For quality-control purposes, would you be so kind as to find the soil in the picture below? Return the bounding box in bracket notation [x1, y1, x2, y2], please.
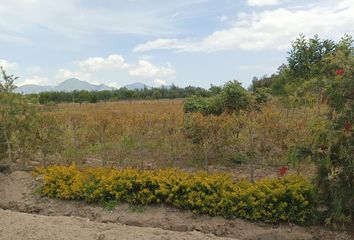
[0, 209, 234, 240]
[0, 171, 352, 240]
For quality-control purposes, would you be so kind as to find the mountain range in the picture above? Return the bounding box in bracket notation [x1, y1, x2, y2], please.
[14, 78, 151, 94]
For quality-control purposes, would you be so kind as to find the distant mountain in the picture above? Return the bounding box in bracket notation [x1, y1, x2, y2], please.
[53, 78, 114, 92]
[14, 84, 52, 94]
[15, 78, 115, 94]
[123, 82, 151, 90]
[14, 79, 157, 94]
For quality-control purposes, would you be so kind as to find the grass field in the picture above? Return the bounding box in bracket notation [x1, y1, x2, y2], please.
[5, 98, 316, 180]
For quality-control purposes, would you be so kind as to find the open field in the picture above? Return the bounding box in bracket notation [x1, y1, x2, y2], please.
[0, 3, 353, 238]
[5, 99, 321, 182]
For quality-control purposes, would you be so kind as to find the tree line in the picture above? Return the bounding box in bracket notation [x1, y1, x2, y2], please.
[25, 85, 222, 105]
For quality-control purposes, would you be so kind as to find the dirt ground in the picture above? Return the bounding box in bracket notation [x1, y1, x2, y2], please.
[0, 171, 352, 240]
[0, 209, 235, 240]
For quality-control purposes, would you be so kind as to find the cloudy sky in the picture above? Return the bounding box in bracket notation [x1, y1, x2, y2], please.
[0, 0, 353, 88]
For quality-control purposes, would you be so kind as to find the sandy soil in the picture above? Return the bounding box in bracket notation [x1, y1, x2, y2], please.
[0, 209, 235, 240]
[0, 171, 352, 240]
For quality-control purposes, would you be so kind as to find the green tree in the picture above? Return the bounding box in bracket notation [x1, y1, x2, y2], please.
[220, 80, 251, 113]
[312, 50, 354, 227]
[0, 67, 38, 168]
[0, 66, 18, 163]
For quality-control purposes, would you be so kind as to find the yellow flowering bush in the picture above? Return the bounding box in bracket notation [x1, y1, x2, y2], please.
[33, 166, 317, 225]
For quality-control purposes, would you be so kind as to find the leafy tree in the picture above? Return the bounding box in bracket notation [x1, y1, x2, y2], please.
[220, 80, 251, 113]
[312, 49, 354, 227]
[0, 67, 39, 168]
[248, 75, 274, 92]
[183, 95, 210, 115]
[0, 66, 18, 162]
[184, 81, 251, 115]
[287, 34, 336, 80]
[89, 92, 98, 103]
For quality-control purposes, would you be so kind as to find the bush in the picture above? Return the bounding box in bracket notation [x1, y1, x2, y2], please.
[183, 81, 251, 116]
[34, 166, 317, 225]
[183, 96, 210, 115]
[220, 81, 251, 113]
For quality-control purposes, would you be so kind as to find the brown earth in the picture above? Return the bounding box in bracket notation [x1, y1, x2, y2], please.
[0, 209, 235, 240]
[0, 171, 352, 240]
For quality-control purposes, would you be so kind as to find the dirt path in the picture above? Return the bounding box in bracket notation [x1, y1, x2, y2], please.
[0, 209, 236, 240]
[0, 171, 352, 240]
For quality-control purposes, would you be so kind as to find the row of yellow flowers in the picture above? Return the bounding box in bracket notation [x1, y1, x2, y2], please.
[33, 165, 317, 225]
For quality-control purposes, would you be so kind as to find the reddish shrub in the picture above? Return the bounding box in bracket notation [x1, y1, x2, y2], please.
[335, 69, 345, 75]
[279, 166, 289, 177]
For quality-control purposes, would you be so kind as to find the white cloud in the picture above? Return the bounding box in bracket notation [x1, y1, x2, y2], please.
[75, 54, 129, 72]
[0, 0, 207, 45]
[247, 0, 280, 7]
[20, 76, 50, 86]
[0, 59, 19, 71]
[155, 79, 166, 86]
[134, 38, 196, 52]
[107, 82, 121, 89]
[54, 56, 176, 87]
[129, 60, 175, 79]
[218, 15, 229, 22]
[134, 1, 354, 52]
[27, 66, 41, 73]
[55, 69, 91, 82]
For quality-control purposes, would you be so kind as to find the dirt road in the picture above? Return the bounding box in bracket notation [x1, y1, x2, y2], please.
[0, 209, 236, 240]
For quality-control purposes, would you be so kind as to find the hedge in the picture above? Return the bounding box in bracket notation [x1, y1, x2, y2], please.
[33, 165, 317, 225]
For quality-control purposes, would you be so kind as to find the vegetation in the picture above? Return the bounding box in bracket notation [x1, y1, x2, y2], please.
[184, 34, 354, 226]
[34, 165, 317, 225]
[1, 34, 353, 227]
[0, 67, 38, 167]
[34, 85, 215, 105]
[183, 81, 254, 115]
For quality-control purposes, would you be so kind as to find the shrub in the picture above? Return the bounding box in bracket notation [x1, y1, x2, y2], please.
[220, 81, 251, 113]
[34, 166, 317, 225]
[183, 81, 251, 116]
[183, 96, 210, 115]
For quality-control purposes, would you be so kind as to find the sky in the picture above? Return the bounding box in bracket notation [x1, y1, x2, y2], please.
[0, 0, 353, 89]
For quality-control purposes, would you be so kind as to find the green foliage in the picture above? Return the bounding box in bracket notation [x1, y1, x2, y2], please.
[183, 96, 210, 115]
[253, 88, 271, 105]
[220, 81, 251, 113]
[255, 34, 352, 98]
[229, 153, 248, 165]
[249, 75, 275, 92]
[310, 49, 354, 227]
[128, 204, 147, 213]
[183, 81, 251, 115]
[104, 199, 120, 211]
[287, 34, 336, 80]
[34, 166, 318, 225]
[0, 66, 18, 93]
[36, 85, 216, 104]
[0, 67, 38, 166]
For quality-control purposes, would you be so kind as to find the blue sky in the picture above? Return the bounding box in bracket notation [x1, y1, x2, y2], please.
[0, 0, 353, 88]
